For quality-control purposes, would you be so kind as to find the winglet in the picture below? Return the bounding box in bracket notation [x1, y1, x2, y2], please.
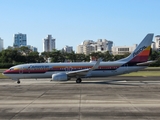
[90, 58, 102, 70]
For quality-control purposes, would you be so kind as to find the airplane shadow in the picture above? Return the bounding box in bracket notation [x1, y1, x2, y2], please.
[62, 79, 140, 86]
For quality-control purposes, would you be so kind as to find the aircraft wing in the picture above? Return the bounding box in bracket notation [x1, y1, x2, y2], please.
[66, 58, 102, 77]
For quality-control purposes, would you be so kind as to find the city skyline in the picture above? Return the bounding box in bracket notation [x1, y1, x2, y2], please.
[1, 32, 160, 53]
[0, 0, 160, 52]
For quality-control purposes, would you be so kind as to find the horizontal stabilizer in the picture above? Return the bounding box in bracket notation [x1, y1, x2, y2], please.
[136, 61, 156, 66]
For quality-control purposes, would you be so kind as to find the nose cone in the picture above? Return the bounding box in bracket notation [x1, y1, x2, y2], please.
[2, 69, 12, 79]
[2, 70, 9, 75]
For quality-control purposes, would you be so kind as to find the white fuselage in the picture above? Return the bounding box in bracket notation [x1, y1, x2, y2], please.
[3, 61, 146, 80]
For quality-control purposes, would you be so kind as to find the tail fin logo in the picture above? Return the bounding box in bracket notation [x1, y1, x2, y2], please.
[133, 46, 147, 57]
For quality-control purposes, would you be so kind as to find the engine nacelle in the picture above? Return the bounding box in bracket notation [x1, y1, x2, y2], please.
[52, 72, 68, 81]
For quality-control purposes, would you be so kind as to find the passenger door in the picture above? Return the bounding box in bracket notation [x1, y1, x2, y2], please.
[19, 67, 23, 74]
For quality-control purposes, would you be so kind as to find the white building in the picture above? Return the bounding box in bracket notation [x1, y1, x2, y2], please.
[154, 35, 160, 51]
[151, 42, 156, 50]
[0, 38, 4, 51]
[112, 44, 137, 55]
[13, 33, 27, 47]
[43, 35, 55, 52]
[62, 45, 73, 53]
[150, 35, 160, 51]
[83, 45, 95, 55]
[77, 40, 95, 55]
[96, 39, 113, 52]
[77, 39, 113, 55]
[77, 45, 83, 54]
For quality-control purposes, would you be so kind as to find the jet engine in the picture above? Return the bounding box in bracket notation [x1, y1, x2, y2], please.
[52, 72, 68, 81]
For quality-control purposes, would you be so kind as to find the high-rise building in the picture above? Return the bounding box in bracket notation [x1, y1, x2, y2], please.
[13, 33, 27, 47]
[43, 35, 56, 52]
[0, 37, 4, 51]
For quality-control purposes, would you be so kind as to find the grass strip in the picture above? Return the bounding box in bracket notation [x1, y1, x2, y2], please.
[0, 73, 9, 78]
[121, 71, 160, 76]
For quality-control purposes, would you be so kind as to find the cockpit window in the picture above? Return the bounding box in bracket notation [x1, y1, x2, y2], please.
[9, 68, 14, 71]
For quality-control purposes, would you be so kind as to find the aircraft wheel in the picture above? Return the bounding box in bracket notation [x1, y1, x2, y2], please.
[17, 80, 20, 84]
[76, 78, 82, 83]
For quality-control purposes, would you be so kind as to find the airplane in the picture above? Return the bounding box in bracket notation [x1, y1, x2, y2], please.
[3, 34, 155, 84]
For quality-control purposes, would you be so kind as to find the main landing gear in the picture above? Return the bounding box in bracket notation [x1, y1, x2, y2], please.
[76, 78, 82, 83]
[17, 80, 20, 84]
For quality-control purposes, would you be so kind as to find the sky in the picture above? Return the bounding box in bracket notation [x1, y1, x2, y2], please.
[0, 0, 160, 52]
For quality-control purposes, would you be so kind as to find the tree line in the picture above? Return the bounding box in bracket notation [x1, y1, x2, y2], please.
[0, 46, 160, 68]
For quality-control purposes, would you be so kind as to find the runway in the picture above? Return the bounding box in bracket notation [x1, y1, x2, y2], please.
[0, 76, 160, 120]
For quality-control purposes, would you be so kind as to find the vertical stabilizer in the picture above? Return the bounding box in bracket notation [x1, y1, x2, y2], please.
[118, 34, 154, 63]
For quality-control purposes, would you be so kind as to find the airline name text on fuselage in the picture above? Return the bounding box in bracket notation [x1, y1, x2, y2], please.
[133, 46, 147, 57]
[31, 65, 50, 69]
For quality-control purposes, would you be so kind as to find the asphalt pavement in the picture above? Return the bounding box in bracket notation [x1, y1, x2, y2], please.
[0, 76, 160, 120]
